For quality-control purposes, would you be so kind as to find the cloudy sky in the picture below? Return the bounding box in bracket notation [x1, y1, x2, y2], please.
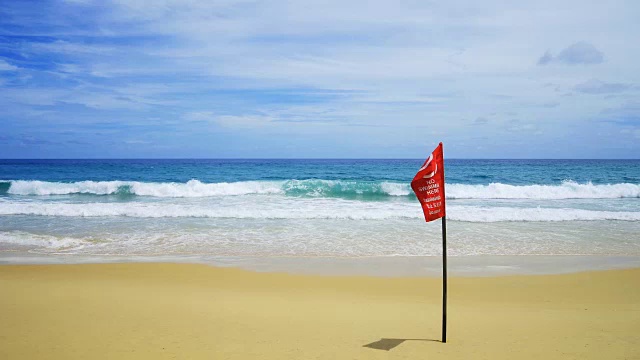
[1, 0, 638, 158]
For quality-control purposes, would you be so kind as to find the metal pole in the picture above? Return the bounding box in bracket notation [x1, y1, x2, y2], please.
[442, 215, 447, 343]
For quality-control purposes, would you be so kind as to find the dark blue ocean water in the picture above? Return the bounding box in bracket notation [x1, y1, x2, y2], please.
[1, 159, 638, 185]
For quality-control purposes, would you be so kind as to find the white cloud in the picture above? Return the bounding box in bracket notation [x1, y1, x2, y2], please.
[0, 59, 18, 71]
[214, 115, 274, 128]
[538, 42, 604, 65]
[574, 79, 632, 94]
[183, 111, 216, 122]
[2, 0, 640, 157]
[620, 128, 640, 139]
[31, 41, 117, 55]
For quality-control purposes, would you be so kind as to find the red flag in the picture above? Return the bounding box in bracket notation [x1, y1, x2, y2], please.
[411, 142, 446, 222]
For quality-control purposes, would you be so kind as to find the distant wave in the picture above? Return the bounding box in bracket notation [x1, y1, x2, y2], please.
[1, 179, 639, 200]
[0, 179, 408, 199]
[1, 179, 283, 197]
[1, 202, 638, 222]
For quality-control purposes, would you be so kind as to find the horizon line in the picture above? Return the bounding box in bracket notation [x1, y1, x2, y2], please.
[1, 158, 639, 161]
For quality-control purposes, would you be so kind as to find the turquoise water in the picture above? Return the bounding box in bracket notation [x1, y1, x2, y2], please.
[0, 159, 639, 260]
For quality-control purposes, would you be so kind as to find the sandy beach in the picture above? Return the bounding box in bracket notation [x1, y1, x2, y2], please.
[0, 263, 638, 359]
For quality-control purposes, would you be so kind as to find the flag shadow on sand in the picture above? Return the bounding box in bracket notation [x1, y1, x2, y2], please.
[363, 338, 441, 351]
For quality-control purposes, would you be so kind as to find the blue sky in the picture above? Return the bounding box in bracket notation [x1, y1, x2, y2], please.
[0, 0, 639, 158]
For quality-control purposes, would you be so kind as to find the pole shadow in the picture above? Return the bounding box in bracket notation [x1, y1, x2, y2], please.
[363, 338, 441, 351]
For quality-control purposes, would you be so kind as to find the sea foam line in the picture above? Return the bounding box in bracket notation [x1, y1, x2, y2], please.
[1, 179, 639, 199]
[1, 202, 639, 222]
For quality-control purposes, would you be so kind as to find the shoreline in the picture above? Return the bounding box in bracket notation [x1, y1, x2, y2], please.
[1, 254, 639, 277]
[1, 263, 639, 359]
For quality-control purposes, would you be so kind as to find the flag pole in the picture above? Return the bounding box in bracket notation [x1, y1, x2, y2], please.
[441, 142, 447, 343]
[410, 142, 447, 343]
[441, 215, 447, 343]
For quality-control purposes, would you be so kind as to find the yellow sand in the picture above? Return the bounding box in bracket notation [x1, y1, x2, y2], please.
[0, 263, 638, 359]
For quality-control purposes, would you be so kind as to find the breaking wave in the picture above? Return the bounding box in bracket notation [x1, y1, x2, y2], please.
[1, 179, 639, 200]
[447, 181, 640, 200]
[0, 179, 409, 199]
[0, 179, 282, 197]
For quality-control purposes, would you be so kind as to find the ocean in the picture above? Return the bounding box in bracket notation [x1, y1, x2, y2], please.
[1, 159, 639, 274]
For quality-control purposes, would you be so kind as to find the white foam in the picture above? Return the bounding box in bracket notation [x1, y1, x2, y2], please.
[4, 179, 639, 199]
[129, 180, 283, 197]
[6, 179, 284, 197]
[380, 181, 411, 196]
[449, 206, 640, 222]
[7, 180, 123, 196]
[447, 181, 640, 199]
[0, 201, 410, 220]
[1, 201, 638, 222]
[0, 231, 88, 250]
